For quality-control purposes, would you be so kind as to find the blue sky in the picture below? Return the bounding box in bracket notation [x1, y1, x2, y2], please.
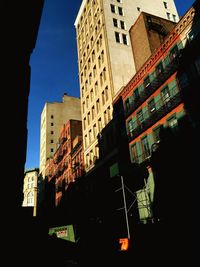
[25, 0, 195, 170]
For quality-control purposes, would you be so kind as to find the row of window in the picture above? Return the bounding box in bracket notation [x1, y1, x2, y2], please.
[77, 0, 100, 32]
[130, 115, 178, 164]
[81, 67, 107, 99]
[126, 80, 179, 135]
[80, 49, 104, 77]
[124, 42, 182, 111]
[111, 4, 124, 16]
[85, 144, 99, 168]
[83, 87, 109, 122]
[84, 106, 112, 148]
[79, 16, 102, 57]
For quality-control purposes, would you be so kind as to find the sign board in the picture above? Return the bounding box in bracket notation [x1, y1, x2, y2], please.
[48, 225, 75, 242]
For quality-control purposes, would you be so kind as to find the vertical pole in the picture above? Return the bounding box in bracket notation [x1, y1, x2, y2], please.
[121, 176, 130, 239]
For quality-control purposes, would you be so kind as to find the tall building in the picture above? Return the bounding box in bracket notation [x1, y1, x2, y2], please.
[40, 93, 81, 178]
[74, 0, 179, 172]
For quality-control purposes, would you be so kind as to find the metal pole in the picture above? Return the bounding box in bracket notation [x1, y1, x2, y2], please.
[121, 176, 130, 239]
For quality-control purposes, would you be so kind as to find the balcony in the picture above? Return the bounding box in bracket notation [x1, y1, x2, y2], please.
[124, 55, 181, 118]
[128, 91, 182, 142]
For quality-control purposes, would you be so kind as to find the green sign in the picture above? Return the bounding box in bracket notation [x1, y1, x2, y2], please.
[48, 225, 75, 242]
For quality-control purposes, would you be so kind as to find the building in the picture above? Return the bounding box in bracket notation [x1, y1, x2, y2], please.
[22, 168, 39, 216]
[114, 1, 200, 223]
[129, 12, 177, 71]
[40, 93, 81, 178]
[71, 135, 84, 182]
[46, 119, 83, 207]
[74, 0, 179, 172]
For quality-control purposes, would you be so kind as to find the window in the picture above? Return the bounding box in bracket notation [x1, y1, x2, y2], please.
[153, 125, 161, 142]
[161, 86, 171, 104]
[167, 115, 178, 128]
[51, 148, 54, 153]
[131, 144, 138, 163]
[51, 122, 54, 126]
[137, 110, 144, 124]
[118, 7, 123, 16]
[134, 88, 140, 102]
[96, 99, 100, 113]
[50, 140, 54, 143]
[172, 14, 176, 22]
[166, 12, 170, 20]
[111, 4, 115, 13]
[51, 115, 54, 119]
[122, 34, 128, 45]
[117, 0, 122, 3]
[27, 192, 33, 206]
[92, 106, 95, 119]
[125, 98, 130, 112]
[137, 7, 141, 12]
[144, 76, 151, 88]
[120, 20, 125, 30]
[51, 131, 54, 134]
[141, 136, 151, 159]
[115, 32, 120, 43]
[148, 98, 156, 113]
[155, 62, 164, 76]
[163, 2, 168, 9]
[113, 18, 118, 27]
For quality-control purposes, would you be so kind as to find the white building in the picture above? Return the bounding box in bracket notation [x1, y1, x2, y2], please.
[22, 168, 39, 216]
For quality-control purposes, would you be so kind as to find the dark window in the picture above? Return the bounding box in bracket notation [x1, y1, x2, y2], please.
[51, 115, 54, 119]
[51, 123, 54, 126]
[118, 7, 123, 16]
[115, 32, 120, 43]
[169, 45, 179, 61]
[113, 18, 118, 27]
[137, 110, 144, 124]
[155, 62, 164, 76]
[111, 4, 115, 13]
[51, 148, 54, 153]
[134, 88, 140, 101]
[163, 2, 168, 9]
[50, 140, 54, 143]
[161, 86, 170, 104]
[125, 98, 130, 111]
[51, 131, 54, 134]
[131, 144, 138, 163]
[120, 20, 125, 29]
[122, 34, 128, 45]
[144, 76, 151, 88]
[148, 98, 156, 113]
[141, 136, 151, 159]
[153, 125, 161, 142]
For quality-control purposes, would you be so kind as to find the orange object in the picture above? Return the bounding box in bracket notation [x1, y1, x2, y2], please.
[119, 238, 130, 251]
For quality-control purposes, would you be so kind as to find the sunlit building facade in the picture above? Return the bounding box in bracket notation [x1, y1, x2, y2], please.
[39, 94, 81, 179]
[75, 0, 179, 172]
[22, 168, 39, 216]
